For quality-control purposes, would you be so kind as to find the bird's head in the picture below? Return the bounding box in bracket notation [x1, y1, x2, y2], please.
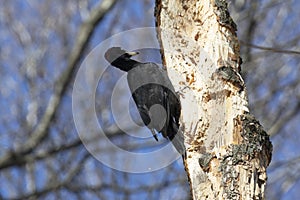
[104, 47, 139, 64]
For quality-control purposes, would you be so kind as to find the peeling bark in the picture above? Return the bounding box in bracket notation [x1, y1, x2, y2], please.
[155, 0, 272, 199]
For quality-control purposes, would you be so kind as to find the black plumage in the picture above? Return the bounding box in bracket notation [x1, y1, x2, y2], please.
[104, 47, 185, 155]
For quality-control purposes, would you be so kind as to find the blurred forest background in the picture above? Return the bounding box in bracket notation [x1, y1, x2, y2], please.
[1, 0, 300, 199]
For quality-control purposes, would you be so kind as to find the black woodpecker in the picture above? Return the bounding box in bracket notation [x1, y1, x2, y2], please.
[104, 47, 185, 156]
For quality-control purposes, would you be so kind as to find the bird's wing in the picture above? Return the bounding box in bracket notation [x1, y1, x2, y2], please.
[134, 104, 150, 125]
[127, 63, 170, 137]
[134, 103, 159, 141]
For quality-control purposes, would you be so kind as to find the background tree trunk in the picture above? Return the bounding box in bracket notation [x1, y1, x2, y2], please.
[155, 0, 273, 199]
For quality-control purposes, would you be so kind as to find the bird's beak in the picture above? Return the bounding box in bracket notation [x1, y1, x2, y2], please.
[126, 51, 139, 56]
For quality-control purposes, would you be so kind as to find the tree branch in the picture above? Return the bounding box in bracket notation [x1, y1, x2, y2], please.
[0, 0, 118, 169]
[240, 40, 300, 55]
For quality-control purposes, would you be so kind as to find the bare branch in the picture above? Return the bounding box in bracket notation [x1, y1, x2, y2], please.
[0, 0, 118, 169]
[240, 40, 300, 55]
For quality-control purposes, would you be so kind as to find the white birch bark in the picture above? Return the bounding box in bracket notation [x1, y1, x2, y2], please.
[155, 0, 272, 199]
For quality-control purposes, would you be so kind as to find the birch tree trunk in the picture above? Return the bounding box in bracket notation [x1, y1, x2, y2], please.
[155, 0, 273, 199]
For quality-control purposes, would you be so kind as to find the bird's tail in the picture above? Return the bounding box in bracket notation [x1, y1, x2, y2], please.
[168, 122, 186, 158]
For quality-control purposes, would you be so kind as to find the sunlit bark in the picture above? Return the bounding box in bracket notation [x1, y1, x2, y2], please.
[155, 0, 272, 199]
